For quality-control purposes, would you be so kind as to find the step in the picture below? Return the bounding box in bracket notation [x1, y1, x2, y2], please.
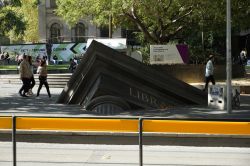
[1, 79, 68, 84]
[0, 74, 71, 88]
[0, 74, 71, 79]
[1, 78, 70, 83]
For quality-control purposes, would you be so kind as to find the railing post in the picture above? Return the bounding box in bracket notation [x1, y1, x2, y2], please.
[139, 117, 143, 166]
[12, 115, 16, 166]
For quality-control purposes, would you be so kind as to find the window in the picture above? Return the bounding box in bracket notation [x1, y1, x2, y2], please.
[100, 26, 109, 38]
[50, 0, 57, 8]
[74, 23, 86, 42]
[50, 23, 61, 43]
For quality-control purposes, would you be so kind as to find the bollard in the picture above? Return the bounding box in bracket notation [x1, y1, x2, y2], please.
[12, 115, 16, 166]
[139, 118, 143, 166]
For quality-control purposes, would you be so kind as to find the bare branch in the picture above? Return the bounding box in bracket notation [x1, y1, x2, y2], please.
[172, 7, 193, 23]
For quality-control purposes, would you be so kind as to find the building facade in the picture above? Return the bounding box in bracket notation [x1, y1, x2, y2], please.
[38, 0, 122, 43]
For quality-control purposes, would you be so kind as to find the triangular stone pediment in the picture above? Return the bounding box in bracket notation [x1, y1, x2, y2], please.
[57, 40, 207, 111]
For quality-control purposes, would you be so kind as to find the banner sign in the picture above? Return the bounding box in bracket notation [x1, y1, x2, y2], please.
[150, 44, 189, 64]
[51, 43, 87, 61]
[0, 44, 46, 57]
[0, 43, 87, 61]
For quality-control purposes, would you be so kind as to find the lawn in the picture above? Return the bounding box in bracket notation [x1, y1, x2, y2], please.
[0, 64, 69, 70]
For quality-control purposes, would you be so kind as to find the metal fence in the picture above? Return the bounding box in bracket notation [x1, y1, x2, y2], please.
[1, 115, 250, 166]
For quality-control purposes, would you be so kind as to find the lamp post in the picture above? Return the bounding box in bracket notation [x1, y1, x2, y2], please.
[226, 0, 232, 113]
[108, 0, 113, 39]
[109, 14, 112, 38]
[201, 20, 205, 63]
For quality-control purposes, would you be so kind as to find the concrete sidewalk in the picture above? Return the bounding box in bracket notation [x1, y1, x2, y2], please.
[1, 82, 250, 147]
[1, 142, 250, 166]
[0, 81, 250, 119]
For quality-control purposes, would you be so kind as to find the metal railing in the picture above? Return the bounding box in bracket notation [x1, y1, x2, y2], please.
[1, 115, 250, 166]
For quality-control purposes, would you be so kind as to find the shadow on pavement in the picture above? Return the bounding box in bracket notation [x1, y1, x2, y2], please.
[0, 86, 250, 119]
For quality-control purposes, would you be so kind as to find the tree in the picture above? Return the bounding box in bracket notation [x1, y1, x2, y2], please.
[0, 0, 26, 36]
[56, 0, 195, 44]
[7, 0, 39, 43]
[184, 0, 250, 63]
[56, 0, 250, 45]
[55, 0, 250, 64]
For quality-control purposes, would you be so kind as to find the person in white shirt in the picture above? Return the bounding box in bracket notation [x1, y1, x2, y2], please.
[240, 49, 247, 65]
[36, 60, 51, 98]
[203, 54, 215, 91]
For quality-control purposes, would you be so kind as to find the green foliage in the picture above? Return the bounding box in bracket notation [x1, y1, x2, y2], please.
[56, 0, 196, 43]
[55, 0, 250, 64]
[56, 0, 118, 29]
[231, 0, 250, 31]
[8, 0, 39, 42]
[0, 7, 26, 36]
[0, 64, 69, 70]
[56, 0, 250, 43]
[140, 45, 150, 64]
[0, 0, 38, 43]
[182, 0, 250, 64]
[0, 0, 22, 7]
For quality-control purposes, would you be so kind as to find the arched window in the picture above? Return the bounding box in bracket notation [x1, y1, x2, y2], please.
[50, 23, 61, 43]
[74, 23, 86, 42]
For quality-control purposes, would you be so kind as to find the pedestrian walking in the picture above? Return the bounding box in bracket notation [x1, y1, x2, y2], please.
[4, 52, 10, 64]
[239, 49, 247, 65]
[19, 54, 32, 97]
[68, 58, 77, 73]
[52, 54, 58, 65]
[36, 60, 51, 98]
[27, 55, 36, 95]
[1, 52, 5, 60]
[203, 54, 215, 91]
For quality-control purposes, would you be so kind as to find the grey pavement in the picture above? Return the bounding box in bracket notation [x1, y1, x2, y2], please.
[1, 142, 250, 166]
[0, 81, 250, 119]
[1, 80, 250, 148]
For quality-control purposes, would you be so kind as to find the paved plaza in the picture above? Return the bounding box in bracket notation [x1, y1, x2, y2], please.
[1, 76, 250, 166]
[0, 80, 250, 119]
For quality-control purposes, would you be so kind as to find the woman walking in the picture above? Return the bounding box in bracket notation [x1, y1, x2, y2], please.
[27, 55, 35, 95]
[19, 54, 32, 97]
[36, 60, 51, 98]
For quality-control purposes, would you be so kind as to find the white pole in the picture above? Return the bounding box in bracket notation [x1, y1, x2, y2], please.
[226, 0, 232, 113]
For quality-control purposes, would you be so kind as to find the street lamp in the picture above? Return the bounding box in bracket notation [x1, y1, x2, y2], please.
[226, 0, 232, 113]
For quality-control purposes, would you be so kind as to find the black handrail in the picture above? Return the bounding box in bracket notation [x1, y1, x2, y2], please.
[7, 115, 250, 166]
